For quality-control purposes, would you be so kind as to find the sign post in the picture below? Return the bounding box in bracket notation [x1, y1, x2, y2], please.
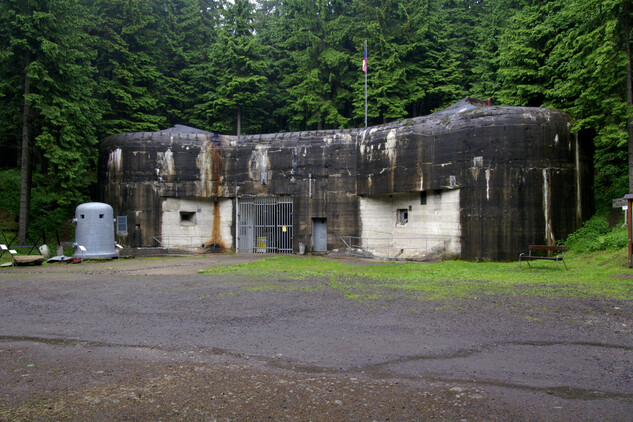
[626, 194, 633, 268]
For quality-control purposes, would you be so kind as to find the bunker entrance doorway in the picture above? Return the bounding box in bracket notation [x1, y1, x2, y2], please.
[237, 196, 293, 254]
[312, 218, 327, 252]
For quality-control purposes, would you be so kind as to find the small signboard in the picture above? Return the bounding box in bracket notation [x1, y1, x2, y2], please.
[613, 197, 628, 208]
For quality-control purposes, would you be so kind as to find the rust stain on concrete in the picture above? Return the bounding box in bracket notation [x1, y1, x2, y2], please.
[203, 142, 225, 251]
[198, 139, 223, 198]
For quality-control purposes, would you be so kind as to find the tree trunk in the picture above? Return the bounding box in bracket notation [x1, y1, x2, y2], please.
[18, 59, 32, 246]
[625, 0, 633, 192]
[237, 106, 241, 139]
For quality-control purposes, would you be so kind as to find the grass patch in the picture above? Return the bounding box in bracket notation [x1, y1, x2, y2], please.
[200, 250, 633, 301]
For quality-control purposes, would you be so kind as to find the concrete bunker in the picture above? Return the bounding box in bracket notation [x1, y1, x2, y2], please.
[160, 197, 233, 252]
[99, 98, 593, 261]
[356, 190, 461, 259]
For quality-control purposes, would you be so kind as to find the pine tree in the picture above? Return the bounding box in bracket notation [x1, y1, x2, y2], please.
[0, 0, 101, 242]
[194, 0, 269, 135]
[89, 0, 166, 136]
[183, 1, 224, 131]
[351, 0, 431, 123]
[152, 0, 221, 128]
[418, 0, 467, 113]
[278, 0, 354, 131]
[468, 0, 519, 99]
[543, 0, 632, 204]
[252, 0, 290, 132]
[496, 0, 564, 106]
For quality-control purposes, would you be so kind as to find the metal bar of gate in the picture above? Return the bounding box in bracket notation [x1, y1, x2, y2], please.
[267, 197, 275, 253]
[237, 196, 293, 254]
[279, 201, 284, 253]
[278, 198, 292, 254]
[255, 198, 262, 253]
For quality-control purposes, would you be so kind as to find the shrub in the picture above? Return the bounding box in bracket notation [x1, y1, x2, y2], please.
[563, 215, 628, 253]
[0, 168, 76, 241]
[0, 169, 20, 231]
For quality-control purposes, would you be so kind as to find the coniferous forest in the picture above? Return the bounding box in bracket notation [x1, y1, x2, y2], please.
[0, 0, 632, 241]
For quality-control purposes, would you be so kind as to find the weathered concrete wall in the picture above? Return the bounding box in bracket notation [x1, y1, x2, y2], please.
[99, 98, 592, 260]
[161, 197, 233, 250]
[222, 131, 360, 251]
[353, 99, 592, 260]
[359, 190, 461, 259]
[99, 130, 226, 248]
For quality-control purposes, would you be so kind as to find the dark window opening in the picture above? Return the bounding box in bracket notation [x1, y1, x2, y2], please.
[180, 211, 196, 225]
[397, 209, 408, 225]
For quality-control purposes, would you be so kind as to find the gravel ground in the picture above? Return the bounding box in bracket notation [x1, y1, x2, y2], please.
[0, 254, 632, 421]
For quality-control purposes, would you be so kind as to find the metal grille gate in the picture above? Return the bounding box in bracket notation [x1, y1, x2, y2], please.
[238, 196, 293, 254]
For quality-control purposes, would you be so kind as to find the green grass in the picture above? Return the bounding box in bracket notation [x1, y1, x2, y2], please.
[200, 250, 633, 301]
[0, 254, 12, 266]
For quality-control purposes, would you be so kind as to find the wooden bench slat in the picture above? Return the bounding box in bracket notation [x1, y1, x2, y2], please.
[519, 245, 567, 270]
[527, 245, 566, 251]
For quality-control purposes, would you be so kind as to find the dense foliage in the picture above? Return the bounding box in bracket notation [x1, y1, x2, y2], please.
[0, 0, 632, 238]
[563, 215, 628, 252]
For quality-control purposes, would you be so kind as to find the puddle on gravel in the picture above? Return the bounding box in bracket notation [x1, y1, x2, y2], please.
[0, 336, 109, 348]
[0, 335, 252, 362]
[3, 336, 631, 403]
[365, 340, 633, 368]
[419, 376, 633, 401]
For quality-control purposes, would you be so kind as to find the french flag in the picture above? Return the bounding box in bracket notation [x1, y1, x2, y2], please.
[362, 43, 368, 73]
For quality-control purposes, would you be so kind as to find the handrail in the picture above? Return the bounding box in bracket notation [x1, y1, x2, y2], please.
[0, 230, 43, 256]
[153, 235, 221, 253]
[340, 235, 450, 260]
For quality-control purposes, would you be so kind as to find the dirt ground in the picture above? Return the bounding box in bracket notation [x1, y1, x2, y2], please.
[0, 254, 631, 421]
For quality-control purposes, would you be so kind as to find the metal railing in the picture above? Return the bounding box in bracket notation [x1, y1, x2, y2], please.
[340, 235, 451, 260]
[0, 230, 44, 257]
[153, 235, 221, 253]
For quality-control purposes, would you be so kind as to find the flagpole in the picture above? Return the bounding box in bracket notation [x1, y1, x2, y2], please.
[364, 40, 368, 128]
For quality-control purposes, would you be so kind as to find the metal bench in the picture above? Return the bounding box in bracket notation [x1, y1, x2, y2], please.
[519, 245, 567, 270]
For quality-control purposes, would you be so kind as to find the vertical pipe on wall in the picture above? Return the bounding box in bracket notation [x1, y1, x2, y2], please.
[575, 133, 582, 225]
[543, 169, 554, 245]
